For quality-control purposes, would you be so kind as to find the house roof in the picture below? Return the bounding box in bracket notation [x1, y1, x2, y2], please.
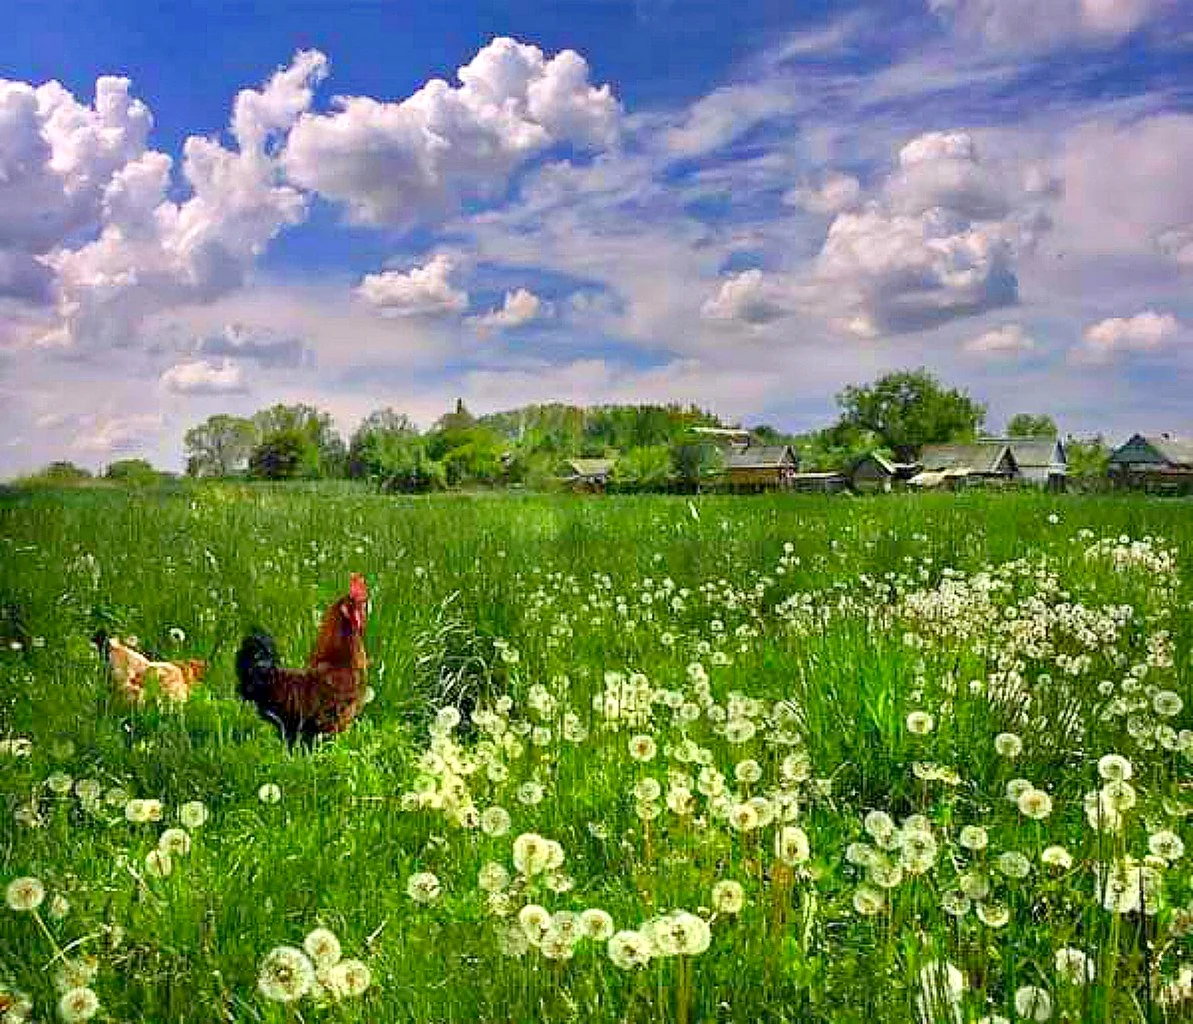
[983, 437, 1065, 469]
[725, 445, 796, 469]
[1144, 435, 1193, 467]
[919, 442, 1016, 474]
[856, 452, 920, 474]
[562, 458, 615, 477]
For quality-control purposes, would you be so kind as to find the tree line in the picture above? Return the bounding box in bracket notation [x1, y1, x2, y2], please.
[15, 370, 1113, 490]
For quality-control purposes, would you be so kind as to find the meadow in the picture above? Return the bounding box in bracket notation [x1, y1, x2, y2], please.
[1, 485, 1192, 1023]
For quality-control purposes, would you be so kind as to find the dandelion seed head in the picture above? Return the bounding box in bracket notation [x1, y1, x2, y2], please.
[5, 876, 45, 912]
[258, 946, 315, 1003]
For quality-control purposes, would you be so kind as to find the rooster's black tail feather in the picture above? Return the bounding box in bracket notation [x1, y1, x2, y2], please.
[235, 630, 277, 706]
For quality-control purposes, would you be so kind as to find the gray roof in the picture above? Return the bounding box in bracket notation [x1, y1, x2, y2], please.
[983, 436, 1065, 469]
[562, 458, 615, 477]
[725, 445, 797, 469]
[1146, 435, 1193, 467]
[856, 452, 920, 474]
[919, 442, 1016, 474]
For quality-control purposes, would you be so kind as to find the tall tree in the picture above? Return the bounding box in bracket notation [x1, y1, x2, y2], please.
[184, 415, 257, 477]
[835, 369, 986, 461]
[1066, 435, 1110, 483]
[104, 459, 165, 486]
[251, 404, 345, 478]
[348, 408, 420, 480]
[1005, 413, 1058, 438]
[249, 429, 320, 480]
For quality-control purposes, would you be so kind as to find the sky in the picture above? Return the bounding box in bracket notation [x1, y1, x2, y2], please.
[1, 0, 1192, 476]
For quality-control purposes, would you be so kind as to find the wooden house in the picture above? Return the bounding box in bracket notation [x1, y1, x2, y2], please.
[1109, 434, 1193, 492]
[790, 471, 849, 493]
[988, 436, 1067, 490]
[558, 457, 616, 492]
[912, 442, 1018, 489]
[722, 445, 799, 490]
[850, 452, 921, 493]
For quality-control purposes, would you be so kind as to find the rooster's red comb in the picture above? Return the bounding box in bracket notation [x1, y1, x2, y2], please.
[349, 573, 368, 603]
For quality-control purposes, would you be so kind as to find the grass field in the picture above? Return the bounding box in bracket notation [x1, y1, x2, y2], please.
[2, 486, 1192, 1023]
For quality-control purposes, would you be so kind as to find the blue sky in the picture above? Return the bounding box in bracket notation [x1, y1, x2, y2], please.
[1, 0, 1191, 474]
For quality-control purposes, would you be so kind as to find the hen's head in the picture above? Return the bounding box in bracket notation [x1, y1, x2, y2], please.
[344, 573, 369, 635]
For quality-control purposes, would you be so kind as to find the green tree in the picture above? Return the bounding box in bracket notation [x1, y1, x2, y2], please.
[1066, 435, 1110, 483]
[1005, 414, 1058, 438]
[611, 445, 673, 492]
[671, 443, 724, 493]
[836, 369, 985, 461]
[184, 414, 257, 477]
[348, 408, 420, 481]
[16, 461, 93, 487]
[381, 448, 447, 493]
[251, 404, 345, 478]
[248, 429, 320, 480]
[104, 458, 165, 487]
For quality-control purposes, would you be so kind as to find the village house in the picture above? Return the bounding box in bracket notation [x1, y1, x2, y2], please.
[989, 436, 1067, 490]
[1108, 434, 1193, 493]
[558, 457, 616, 492]
[912, 442, 1018, 489]
[850, 452, 921, 493]
[722, 445, 800, 490]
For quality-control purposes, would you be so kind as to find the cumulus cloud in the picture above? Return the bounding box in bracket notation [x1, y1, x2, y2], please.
[886, 131, 1010, 221]
[33, 51, 328, 351]
[928, 0, 1171, 47]
[160, 357, 249, 394]
[700, 269, 787, 325]
[784, 172, 862, 215]
[964, 323, 1036, 356]
[472, 287, 549, 331]
[803, 129, 1028, 336]
[1074, 310, 1180, 362]
[283, 37, 620, 227]
[355, 254, 469, 317]
[71, 412, 164, 455]
[810, 207, 1017, 336]
[0, 74, 152, 304]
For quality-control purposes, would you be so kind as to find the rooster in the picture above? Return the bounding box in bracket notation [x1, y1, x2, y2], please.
[236, 573, 370, 748]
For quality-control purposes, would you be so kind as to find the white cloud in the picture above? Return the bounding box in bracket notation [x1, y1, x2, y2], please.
[160, 357, 248, 394]
[0, 74, 152, 303]
[356, 254, 469, 317]
[40, 50, 329, 349]
[809, 205, 1018, 336]
[664, 84, 797, 157]
[283, 37, 620, 226]
[700, 269, 787, 325]
[928, 0, 1171, 47]
[886, 130, 1010, 221]
[785, 172, 862, 215]
[802, 129, 1031, 336]
[72, 412, 164, 455]
[964, 323, 1036, 356]
[1074, 310, 1180, 362]
[472, 287, 549, 331]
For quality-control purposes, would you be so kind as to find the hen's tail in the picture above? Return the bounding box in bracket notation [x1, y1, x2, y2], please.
[236, 630, 278, 707]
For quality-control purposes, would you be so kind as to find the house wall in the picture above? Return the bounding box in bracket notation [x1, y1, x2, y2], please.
[851, 461, 892, 492]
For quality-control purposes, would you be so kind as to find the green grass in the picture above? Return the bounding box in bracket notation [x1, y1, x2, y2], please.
[1, 486, 1192, 1023]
